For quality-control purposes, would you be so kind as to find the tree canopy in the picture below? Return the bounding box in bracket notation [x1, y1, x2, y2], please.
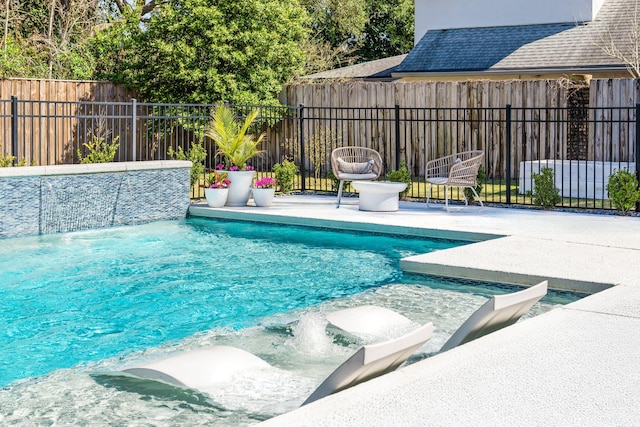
[1, 0, 414, 102]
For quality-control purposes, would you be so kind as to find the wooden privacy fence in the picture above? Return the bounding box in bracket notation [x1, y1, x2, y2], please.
[285, 79, 640, 179]
[1, 77, 640, 209]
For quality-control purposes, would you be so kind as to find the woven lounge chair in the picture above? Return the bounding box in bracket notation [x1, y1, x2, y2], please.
[425, 150, 484, 211]
[330, 147, 383, 208]
[120, 321, 433, 406]
[326, 281, 548, 353]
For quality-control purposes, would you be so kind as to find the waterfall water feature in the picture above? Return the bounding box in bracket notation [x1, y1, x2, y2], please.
[0, 161, 191, 238]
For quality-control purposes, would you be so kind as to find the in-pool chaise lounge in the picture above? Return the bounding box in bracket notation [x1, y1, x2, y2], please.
[326, 281, 548, 353]
[121, 321, 433, 406]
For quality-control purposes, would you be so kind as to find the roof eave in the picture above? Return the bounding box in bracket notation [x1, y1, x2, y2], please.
[392, 65, 630, 79]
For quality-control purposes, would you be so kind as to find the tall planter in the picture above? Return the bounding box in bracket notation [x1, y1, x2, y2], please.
[225, 170, 255, 206]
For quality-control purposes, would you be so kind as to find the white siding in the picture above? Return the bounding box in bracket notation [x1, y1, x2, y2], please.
[414, 0, 605, 44]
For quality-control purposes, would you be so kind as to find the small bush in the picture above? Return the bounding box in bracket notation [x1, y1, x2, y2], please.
[168, 142, 207, 187]
[327, 170, 351, 192]
[464, 166, 486, 203]
[0, 145, 26, 167]
[272, 159, 299, 194]
[532, 167, 561, 208]
[77, 136, 119, 164]
[386, 160, 412, 197]
[0, 154, 15, 167]
[606, 168, 640, 215]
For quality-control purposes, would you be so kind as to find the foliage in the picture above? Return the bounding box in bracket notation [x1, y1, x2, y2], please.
[205, 105, 265, 170]
[464, 166, 486, 203]
[306, 126, 337, 180]
[77, 136, 120, 164]
[202, 170, 230, 189]
[167, 142, 207, 187]
[327, 169, 351, 192]
[531, 167, 561, 208]
[1, 0, 101, 79]
[300, 0, 414, 72]
[273, 160, 299, 194]
[88, 7, 142, 84]
[93, 0, 308, 105]
[254, 177, 276, 189]
[0, 149, 26, 167]
[386, 160, 412, 197]
[354, 0, 414, 63]
[606, 168, 640, 215]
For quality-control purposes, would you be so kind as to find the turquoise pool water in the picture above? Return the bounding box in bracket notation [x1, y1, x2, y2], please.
[0, 218, 461, 386]
[0, 218, 582, 425]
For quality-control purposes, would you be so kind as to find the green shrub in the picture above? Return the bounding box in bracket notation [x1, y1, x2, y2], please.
[532, 167, 561, 208]
[464, 166, 485, 203]
[0, 145, 27, 167]
[606, 168, 640, 215]
[386, 160, 412, 197]
[272, 159, 299, 194]
[168, 142, 207, 187]
[77, 136, 119, 164]
[327, 170, 351, 192]
[0, 154, 15, 167]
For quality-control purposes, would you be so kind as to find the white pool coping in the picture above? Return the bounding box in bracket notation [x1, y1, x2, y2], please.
[0, 160, 192, 177]
[188, 194, 640, 425]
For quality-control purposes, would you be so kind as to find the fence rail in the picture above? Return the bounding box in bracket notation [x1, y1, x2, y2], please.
[1, 97, 638, 211]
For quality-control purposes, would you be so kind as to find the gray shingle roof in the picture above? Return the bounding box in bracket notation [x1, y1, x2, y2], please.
[301, 55, 407, 80]
[395, 0, 632, 75]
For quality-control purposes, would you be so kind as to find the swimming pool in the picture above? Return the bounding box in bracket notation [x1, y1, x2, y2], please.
[0, 218, 582, 425]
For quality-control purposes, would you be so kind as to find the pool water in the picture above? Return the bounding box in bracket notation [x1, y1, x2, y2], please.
[0, 218, 582, 425]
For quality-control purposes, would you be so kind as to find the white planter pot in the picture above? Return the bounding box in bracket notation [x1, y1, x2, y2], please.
[224, 170, 255, 206]
[204, 188, 229, 208]
[252, 188, 276, 207]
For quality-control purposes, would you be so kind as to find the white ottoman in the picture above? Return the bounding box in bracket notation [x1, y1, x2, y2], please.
[351, 181, 407, 212]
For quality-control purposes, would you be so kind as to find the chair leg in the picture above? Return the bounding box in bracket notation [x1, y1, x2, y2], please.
[461, 187, 469, 206]
[426, 183, 432, 207]
[444, 186, 449, 212]
[337, 180, 345, 208]
[470, 187, 483, 208]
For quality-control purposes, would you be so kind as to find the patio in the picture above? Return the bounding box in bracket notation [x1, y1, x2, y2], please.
[189, 195, 640, 425]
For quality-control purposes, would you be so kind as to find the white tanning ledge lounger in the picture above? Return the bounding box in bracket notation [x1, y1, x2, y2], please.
[326, 281, 548, 353]
[121, 321, 434, 406]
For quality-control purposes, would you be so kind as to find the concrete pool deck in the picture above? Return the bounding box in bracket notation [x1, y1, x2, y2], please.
[189, 195, 640, 425]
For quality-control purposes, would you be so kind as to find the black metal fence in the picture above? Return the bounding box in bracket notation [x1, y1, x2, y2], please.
[1, 97, 638, 211]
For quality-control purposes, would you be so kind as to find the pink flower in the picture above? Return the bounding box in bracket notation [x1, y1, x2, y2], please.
[230, 165, 240, 171]
[254, 177, 276, 189]
[245, 165, 255, 171]
[216, 163, 225, 170]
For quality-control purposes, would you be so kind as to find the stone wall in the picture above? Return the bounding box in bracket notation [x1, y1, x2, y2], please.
[0, 161, 191, 238]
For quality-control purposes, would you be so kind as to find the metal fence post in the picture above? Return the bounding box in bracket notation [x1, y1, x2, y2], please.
[10, 96, 18, 165]
[395, 104, 401, 170]
[636, 103, 640, 212]
[299, 104, 306, 192]
[131, 98, 137, 161]
[505, 104, 512, 205]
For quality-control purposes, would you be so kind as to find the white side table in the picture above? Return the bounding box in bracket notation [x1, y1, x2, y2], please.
[351, 181, 407, 212]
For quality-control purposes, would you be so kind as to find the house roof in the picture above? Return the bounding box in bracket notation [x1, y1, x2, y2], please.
[299, 55, 407, 80]
[394, 0, 632, 77]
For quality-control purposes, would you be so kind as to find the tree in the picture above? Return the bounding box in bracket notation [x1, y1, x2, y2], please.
[299, 0, 414, 73]
[105, 0, 167, 22]
[582, 0, 640, 78]
[354, 0, 413, 63]
[93, 0, 308, 105]
[0, 0, 100, 79]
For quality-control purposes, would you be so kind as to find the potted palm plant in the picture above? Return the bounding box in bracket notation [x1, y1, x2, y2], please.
[252, 177, 276, 207]
[205, 105, 265, 206]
